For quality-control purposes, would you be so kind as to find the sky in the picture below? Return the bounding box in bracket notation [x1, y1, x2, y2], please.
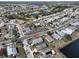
[0, 0, 78, 1]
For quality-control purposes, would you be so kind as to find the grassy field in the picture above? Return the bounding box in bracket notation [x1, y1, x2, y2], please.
[14, 43, 25, 57]
[17, 47, 25, 57]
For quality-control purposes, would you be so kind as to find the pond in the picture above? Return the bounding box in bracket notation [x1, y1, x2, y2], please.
[60, 38, 79, 58]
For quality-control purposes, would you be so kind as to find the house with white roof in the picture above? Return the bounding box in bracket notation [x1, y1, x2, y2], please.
[31, 37, 43, 46]
[70, 22, 79, 26]
[7, 43, 17, 57]
[52, 27, 76, 40]
[52, 31, 66, 40]
[61, 28, 75, 35]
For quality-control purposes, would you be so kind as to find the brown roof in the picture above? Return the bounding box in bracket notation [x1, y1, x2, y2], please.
[0, 48, 6, 56]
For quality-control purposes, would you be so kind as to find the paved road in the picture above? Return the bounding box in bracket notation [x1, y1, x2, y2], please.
[0, 40, 12, 45]
[16, 24, 25, 37]
[23, 39, 34, 58]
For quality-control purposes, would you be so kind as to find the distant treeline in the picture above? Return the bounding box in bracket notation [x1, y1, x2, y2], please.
[0, 1, 79, 5]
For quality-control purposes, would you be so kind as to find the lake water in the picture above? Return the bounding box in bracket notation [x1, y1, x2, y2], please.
[60, 38, 79, 58]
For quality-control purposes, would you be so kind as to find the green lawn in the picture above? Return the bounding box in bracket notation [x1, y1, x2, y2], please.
[18, 47, 25, 57]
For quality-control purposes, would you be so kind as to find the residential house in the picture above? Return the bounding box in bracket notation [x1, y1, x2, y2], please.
[7, 43, 17, 57]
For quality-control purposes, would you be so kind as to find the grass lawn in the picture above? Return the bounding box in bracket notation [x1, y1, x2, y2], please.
[18, 47, 25, 57]
[14, 43, 25, 57]
[57, 40, 66, 48]
[54, 39, 72, 48]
